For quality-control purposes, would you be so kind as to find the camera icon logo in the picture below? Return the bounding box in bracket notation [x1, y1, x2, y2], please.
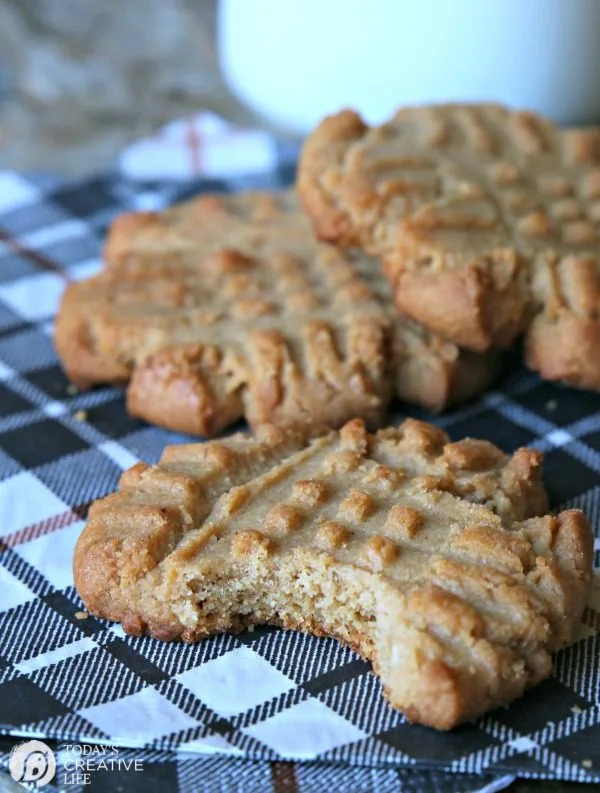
[9, 740, 56, 788]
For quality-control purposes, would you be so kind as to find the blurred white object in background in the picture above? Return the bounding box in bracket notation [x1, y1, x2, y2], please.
[218, 0, 600, 134]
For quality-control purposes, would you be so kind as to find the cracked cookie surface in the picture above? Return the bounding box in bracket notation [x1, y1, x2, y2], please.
[55, 191, 496, 436]
[298, 104, 600, 391]
[74, 418, 593, 729]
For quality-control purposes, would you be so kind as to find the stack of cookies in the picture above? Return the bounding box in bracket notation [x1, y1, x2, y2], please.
[58, 104, 597, 729]
[57, 103, 600, 439]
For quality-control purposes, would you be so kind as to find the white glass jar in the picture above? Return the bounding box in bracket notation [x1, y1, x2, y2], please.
[218, 0, 600, 134]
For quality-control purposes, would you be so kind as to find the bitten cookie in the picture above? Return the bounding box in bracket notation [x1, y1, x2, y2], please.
[74, 418, 593, 730]
[299, 104, 600, 391]
[55, 191, 496, 437]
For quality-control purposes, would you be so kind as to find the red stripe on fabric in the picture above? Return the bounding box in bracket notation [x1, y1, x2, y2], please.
[270, 762, 298, 793]
[0, 228, 71, 282]
[186, 117, 203, 175]
[2, 505, 88, 548]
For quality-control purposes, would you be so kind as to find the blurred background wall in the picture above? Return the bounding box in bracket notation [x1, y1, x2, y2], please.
[0, 0, 252, 174]
[2, 0, 600, 176]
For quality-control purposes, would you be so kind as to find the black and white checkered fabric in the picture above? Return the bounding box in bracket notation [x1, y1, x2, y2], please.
[0, 169, 599, 793]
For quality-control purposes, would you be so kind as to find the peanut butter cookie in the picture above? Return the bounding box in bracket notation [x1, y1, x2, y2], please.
[56, 191, 496, 436]
[74, 418, 592, 729]
[299, 105, 600, 391]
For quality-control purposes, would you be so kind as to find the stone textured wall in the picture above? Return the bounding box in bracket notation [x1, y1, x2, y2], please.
[0, 0, 255, 174]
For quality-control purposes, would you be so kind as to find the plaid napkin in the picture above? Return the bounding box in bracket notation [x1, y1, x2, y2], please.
[0, 115, 599, 793]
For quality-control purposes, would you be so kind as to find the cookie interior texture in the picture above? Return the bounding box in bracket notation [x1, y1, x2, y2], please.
[298, 104, 600, 391]
[74, 418, 592, 729]
[54, 191, 497, 437]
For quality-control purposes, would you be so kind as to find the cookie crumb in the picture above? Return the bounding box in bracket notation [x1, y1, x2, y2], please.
[75, 611, 89, 620]
[571, 704, 583, 714]
[546, 399, 557, 411]
[74, 409, 88, 421]
[582, 759, 593, 769]
[66, 384, 78, 396]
